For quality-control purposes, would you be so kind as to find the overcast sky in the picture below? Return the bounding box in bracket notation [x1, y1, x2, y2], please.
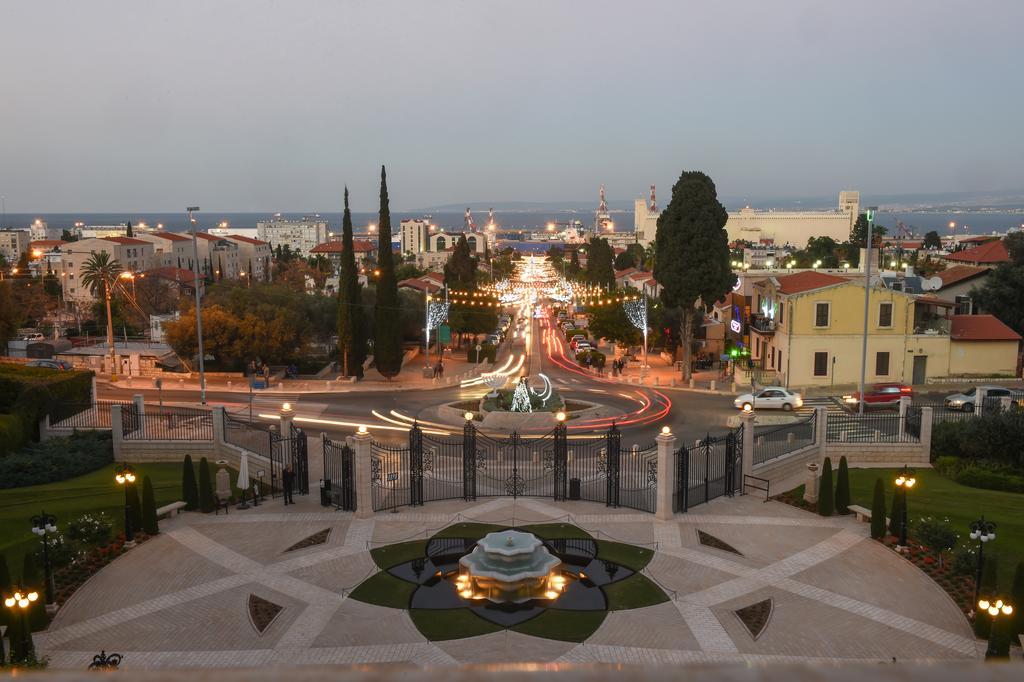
[1, 0, 1022, 212]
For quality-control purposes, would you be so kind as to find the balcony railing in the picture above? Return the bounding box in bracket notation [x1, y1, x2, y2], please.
[749, 315, 777, 334]
[912, 318, 950, 335]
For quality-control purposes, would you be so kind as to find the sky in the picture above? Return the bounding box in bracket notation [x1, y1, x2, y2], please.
[1, 0, 1023, 212]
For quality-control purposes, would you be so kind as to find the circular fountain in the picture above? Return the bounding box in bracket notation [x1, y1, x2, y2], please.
[455, 530, 565, 603]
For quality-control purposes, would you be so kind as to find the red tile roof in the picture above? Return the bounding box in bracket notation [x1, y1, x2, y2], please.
[194, 232, 223, 241]
[152, 231, 192, 242]
[101, 236, 149, 245]
[29, 240, 66, 249]
[771, 271, 847, 294]
[398, 277, 442, 293]
[936, 265, 990, 287]
[144, 266, 200, 283]
[945, 240, 1010, 264]
[950, 314, 1021, 341]
[226, 234, 269, 245]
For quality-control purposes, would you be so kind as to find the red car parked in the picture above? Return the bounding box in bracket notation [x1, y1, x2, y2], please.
[843, 383, 913, 410]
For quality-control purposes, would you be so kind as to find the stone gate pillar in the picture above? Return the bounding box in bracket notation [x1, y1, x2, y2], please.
[350, 427, 374, 519]
[655, 427, 677, 520]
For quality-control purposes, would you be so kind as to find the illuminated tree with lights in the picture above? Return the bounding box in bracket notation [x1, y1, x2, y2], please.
[624, 296, 649, 368]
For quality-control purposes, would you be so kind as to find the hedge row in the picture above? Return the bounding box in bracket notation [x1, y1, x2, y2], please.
[0, 363, 94, 455]
[0, 431, 113, 489]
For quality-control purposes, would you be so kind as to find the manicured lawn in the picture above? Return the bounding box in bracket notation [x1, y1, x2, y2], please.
[0, 459, 237, 565]
[603, 573, 669, 610]
[596, 540, 653, 571]
[347, 571, 416, 608]
[510, 609, 606, 642]
[432, 522, 506, 540]
[370, 540, 428, 569]
[844, 468, 1024, 582]
[408, 608, 502, 640]
[518, 523, 593, 540]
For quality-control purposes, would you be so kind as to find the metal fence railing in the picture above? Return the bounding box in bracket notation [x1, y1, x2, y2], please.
[49, 400, 131, 429]
[753, 411, 816, 465]
[825, 413, 919, 443]
[222, 412, 273, 458]
[123, 406, 214, 441]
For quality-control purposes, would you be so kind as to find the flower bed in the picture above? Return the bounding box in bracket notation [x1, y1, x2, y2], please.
[52, 531, 151, 606]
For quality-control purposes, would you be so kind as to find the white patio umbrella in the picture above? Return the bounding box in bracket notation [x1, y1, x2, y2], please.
[237, 452, 251, 508]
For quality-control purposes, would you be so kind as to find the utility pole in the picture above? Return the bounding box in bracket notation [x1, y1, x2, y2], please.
[858, 207, 878, 415]
[188, 206, 207, 405]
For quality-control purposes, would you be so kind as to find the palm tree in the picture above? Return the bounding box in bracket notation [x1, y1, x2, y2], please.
[80, 252, 124, 379]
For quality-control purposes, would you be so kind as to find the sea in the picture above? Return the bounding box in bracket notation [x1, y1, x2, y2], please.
[4, 209, 1023, 240]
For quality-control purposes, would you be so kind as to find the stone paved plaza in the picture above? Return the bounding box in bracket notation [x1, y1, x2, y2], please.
[37, 493, 980, 669]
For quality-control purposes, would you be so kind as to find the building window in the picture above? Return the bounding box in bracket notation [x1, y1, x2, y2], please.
[878, 302, 893, 328]
[813, 352, 828, 377]
[875, 351, 890, 376]
[814, 302, 830, 328]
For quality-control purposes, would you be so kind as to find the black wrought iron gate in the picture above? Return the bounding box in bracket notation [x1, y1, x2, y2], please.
[673, 426, 741, 513]
[322, 436, 355, 510]
[270, 423, 309, 496]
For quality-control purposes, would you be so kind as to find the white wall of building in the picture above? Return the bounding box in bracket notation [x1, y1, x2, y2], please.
[256, 216, 328, 255]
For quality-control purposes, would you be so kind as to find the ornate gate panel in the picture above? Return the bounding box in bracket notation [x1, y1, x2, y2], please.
[618, 440, 659, 513]
[418, 427, 467, 504]
[270, 424, 309, 496]
[370, 440, 411, 511]
[473, 429, 558, 498]
[323, 437, 355, 510]
[565, 434, 608, 505]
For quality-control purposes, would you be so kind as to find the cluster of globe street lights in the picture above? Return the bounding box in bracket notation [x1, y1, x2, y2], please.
[115, 463, 138, 547]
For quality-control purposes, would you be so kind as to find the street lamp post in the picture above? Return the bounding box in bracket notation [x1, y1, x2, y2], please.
[3, 586, 39, 661]
[858, 206, 878, 416]
[977, 597, 1014, 660]
[114, 464, 137, 547]
[969, 516, 997, 605]
[187, 206, 207, 405]
[30, 512, 57, 612]
[894, 465, 916, 552]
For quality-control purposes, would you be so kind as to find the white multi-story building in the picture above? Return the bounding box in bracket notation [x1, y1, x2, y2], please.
[0, 229, 30, 263]
[29, 219, 62, 242]
[223, 234, 273, 282]
[726, 191, 860, 247]
[256, 215, 329, 255]
[59, 237, 155, 303]
[133, 231, 194, 270]
[743, 245, 795, 269]
[399, 218, 431, 256]
[71, 223, 157, 240]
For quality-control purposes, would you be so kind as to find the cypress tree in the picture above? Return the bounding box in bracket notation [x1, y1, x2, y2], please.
[372, 165, 402, 379]
[834, 456, 851, 514]
[127, 479, 142, 533]
[817, 457, 833, 517]
[198, 457, 215, 513]
[973, 557, 999, 639]
[1010, 561, 1024, 640]
[889, 484, 905, 536]
[21, 552, 46, 633]
[141, 475, 159, 535]
[182, 454, 199, 510]
[337, 187, 366, 378]
[217, 255, 224, 281]
[0, 553, 11, 628]
[869, 477, 887, 539]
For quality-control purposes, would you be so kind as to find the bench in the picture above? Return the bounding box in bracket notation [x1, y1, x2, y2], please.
[156, 501, 188, 519]
[848, 504, 891, 525]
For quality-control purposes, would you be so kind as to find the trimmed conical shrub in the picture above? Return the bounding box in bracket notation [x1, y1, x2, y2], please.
[834, 456, 851, 515]
[870, 478, 887, 540]
[973, 557, 998, 639]
[198, 457, 214, 513]
[0, 553, 10, 628]
[127, 479, 142, 533]
[141, 475, 159, 535]
[889, 484, 905, 536]
[817, 458, 833, 517]
[21, 552, 47, 633]
[1010, 561, 1024, 640]
[182, 454, 199, 510]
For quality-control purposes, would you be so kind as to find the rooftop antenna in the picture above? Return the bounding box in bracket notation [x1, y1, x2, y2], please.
[598, 184, 607, 213]
[649, 184, 657, 212]
[465, 207, 477, 232]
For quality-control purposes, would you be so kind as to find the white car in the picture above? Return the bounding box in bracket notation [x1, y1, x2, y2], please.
[733, 386, 804, 411]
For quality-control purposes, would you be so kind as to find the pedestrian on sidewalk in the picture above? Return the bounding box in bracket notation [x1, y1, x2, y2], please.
[247, 360, 256, 377]
[282, 465, 295, 505]
[437, 360, 444, 378]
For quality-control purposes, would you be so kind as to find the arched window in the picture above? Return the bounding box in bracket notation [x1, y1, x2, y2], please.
[435, 236, 447, 250]
[467, 236, 477, 251]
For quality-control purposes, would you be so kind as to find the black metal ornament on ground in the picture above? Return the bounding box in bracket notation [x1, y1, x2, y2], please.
[88, 650, 123, 670]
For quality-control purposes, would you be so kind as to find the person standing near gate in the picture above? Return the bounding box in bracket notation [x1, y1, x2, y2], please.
[282, 465, 295, 505]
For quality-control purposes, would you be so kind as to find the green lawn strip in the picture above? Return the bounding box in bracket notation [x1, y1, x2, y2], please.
[408, 608, 503, 640]
[347, 571, 416, 608]
[0, 460, 232, 562]
[431, 522, 507, 540]
[370, 540, 428, 569]
[511, 609, 606, 642]
[603, 573, 670, 610]
[841, 468, 1024, 581]
[517, 523, 593, 540]
[595, 540, 654, 571]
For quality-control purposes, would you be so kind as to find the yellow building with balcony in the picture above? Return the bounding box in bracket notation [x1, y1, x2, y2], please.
[749, 271, 1020, 387]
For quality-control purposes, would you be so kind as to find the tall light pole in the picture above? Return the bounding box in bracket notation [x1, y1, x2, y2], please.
[187, 206, 207, 405]
[858, 206, 878, 415]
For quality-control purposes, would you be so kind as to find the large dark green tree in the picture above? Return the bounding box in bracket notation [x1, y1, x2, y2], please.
[653, 171, 733, 379]
[587, 294, 641, 346]
[972, 241, 1024, 336]
[0, 281, 20, 351]
[373, 166, 403, 379]
[444, 235, 477, 287]
[585, 237, 615, 289]
[850, 213, 887, 246]
[337, 187, 366, 378]
[923, 230, 942, 250]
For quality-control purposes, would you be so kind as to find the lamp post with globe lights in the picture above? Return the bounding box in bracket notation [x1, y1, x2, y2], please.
[115, 464, 137, 547]
[969, 516, 997, 605]
[4, 586, 39, 661]
[894, 466, 916, 552]
[977, 597, 1014, 660]
[30, 511, 58, 612]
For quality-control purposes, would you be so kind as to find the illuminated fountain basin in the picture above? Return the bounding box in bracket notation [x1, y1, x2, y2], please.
[456, 530, 565, 603]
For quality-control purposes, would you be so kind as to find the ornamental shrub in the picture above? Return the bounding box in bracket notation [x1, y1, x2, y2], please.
[0, 553, 11, 627]
[889, 484, 906, 537]
[912, 516, 957, 568]
[869, 477, 886, 540]
[834, 456, 850, 514]
[141, 475, 159, 535]
[182, 454, 199, 510]
[20, 553, 47, 632]
[1010, 561, 1024, 640]
[126, 480, 142, 533]
[198, 457, 215, 513]
[0, 431, 113, 489]
[66, 513, 113, 548]
[817, 458, 833, 517]
[950, 545, 977, 577]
